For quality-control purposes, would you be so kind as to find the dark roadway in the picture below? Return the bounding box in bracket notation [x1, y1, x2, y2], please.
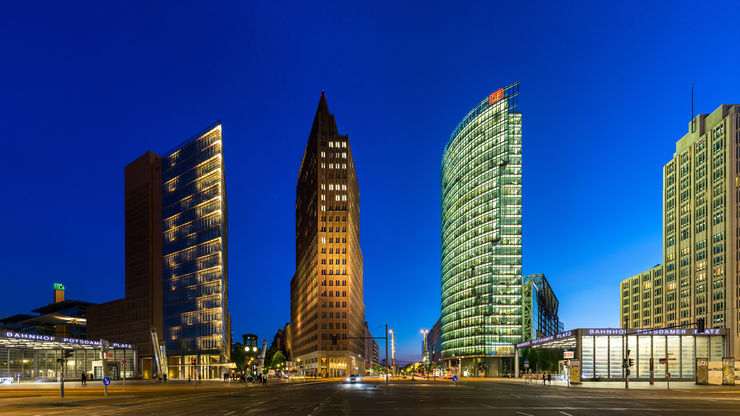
[3, 379, 740, 415]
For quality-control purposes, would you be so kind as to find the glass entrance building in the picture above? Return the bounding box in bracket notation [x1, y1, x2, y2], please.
[0, 331, 136, 383]
[441, 82, 522, 376]
[516, 328, 727, 381]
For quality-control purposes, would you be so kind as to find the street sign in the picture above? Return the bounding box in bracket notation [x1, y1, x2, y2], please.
[524, 359, 529, 369]
[452, 375, 458, 382]
[659, 358, 667, 364]
[121, 359, 126, 364]
[102, 376, 111, 386]
[564, 351, 574, 359]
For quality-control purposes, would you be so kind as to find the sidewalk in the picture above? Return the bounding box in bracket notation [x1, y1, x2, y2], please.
[460, 376, 740, 390]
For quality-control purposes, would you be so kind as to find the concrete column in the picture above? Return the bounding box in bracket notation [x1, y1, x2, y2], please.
[514, 349, 519, 378]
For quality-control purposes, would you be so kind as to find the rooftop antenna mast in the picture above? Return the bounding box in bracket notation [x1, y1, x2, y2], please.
[691, 84, 695, 133]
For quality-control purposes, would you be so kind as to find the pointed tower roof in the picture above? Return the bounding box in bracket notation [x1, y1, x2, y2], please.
[309, 90, 338, 139]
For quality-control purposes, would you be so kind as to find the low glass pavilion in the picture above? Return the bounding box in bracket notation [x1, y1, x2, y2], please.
[515, 328, 726, 381]
[0, 331, 136, 383]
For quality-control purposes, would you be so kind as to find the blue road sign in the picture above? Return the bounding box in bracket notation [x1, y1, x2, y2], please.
[102, 376, 111, 386]
[524, 359, 529, 365]
[452, 375, 458, 382]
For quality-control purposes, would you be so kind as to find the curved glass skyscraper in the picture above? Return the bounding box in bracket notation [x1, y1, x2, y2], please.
[441, 82, 522, 377]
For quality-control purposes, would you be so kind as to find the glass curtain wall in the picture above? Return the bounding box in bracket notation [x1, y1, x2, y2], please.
[441, 82, 522, 359]
[162, 124, 229, 370]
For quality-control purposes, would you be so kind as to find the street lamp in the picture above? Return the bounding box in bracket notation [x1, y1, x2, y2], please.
[420, 330, 429, 375]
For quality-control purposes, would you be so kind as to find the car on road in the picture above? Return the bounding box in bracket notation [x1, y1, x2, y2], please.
[346, 374, 362, 383]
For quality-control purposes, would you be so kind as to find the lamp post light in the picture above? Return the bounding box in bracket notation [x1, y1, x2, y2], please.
[389, 329, 396, 375]
[420, 330, 429, 374]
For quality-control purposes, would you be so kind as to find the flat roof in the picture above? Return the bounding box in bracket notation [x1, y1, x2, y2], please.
[1, 331, 134, 350]
[516, 328, 726, 349]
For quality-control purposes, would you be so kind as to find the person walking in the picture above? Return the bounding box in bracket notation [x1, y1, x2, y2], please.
[547, 373, 552, 385]
[262, 374, 267, 386]
[80, 372, 86, 386]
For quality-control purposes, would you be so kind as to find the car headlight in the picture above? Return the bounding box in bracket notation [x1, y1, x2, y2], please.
[346, 377, 350, 382]
[357, 377, 362, 382]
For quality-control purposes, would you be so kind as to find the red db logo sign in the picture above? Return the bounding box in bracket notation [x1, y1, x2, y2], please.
[488, 88, 504, 105]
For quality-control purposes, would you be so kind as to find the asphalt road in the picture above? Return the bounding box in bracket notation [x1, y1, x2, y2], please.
[3, 379, 740, 415]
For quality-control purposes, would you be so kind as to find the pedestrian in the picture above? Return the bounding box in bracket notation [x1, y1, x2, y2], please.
[80, 372, 86, 386]
[263, 374, 267, 386]
[164, 373, 167, 383]
[547, 373, 552, 384]
[543, 373, 546, 385]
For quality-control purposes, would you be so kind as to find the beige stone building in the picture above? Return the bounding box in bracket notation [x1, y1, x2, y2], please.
[620, 104, 740, 358]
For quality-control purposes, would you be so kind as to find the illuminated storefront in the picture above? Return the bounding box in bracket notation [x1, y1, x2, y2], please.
[0, 331, 136, 383]
[515, 328, 726, 382]
[441, 82, 522, 376]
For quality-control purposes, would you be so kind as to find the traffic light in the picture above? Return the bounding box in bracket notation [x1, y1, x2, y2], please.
[622, 359, 629, 368]
[697, 318, 705, 333]
[628, 358, 634, 367]
[191, 359, 196, 366]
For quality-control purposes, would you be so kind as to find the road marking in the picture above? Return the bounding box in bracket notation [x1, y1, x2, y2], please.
[224, 411, 236, 416]
[560, 412, 574, 416]
[516, 412, 535, 416]
[376, 401, 396, 404]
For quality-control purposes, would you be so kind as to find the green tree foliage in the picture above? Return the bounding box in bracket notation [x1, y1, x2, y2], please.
[230, 343, 246, 371]
[520, 348, 562, 373]
[269, 351, 286, 370]
[372, 364, 386, 374]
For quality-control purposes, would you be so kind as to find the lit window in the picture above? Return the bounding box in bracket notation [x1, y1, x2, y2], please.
[321, 151, 325, 158]
[329, 184, 334, 190]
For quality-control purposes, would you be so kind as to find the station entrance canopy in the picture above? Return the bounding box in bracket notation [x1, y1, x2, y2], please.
[1, 331, 133, 350]
[516, 328, 724, 350]
[514, 328, 727, 382]
[1, 331, 136, 383]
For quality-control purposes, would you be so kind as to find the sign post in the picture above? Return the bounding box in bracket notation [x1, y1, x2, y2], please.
[102, 376, 110, 397]
[121, 359, 126, 390]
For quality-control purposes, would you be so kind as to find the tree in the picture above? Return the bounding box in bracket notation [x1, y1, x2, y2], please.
[372, 364, 386, 374]
[269, 351, 286, 370]
[230, 343, 246, 372]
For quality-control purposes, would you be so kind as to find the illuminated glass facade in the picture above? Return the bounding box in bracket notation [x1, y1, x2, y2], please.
[441, 82, 521, 376]
[162, 123, 230, 378]
[522, 273, 562, 341]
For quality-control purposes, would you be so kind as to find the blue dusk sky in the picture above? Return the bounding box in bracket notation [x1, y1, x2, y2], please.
[1, 1, 739, 363]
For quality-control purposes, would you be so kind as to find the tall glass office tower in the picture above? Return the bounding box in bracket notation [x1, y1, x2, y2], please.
[441, 82, 522, 377]
[162, 123, 230, 379]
